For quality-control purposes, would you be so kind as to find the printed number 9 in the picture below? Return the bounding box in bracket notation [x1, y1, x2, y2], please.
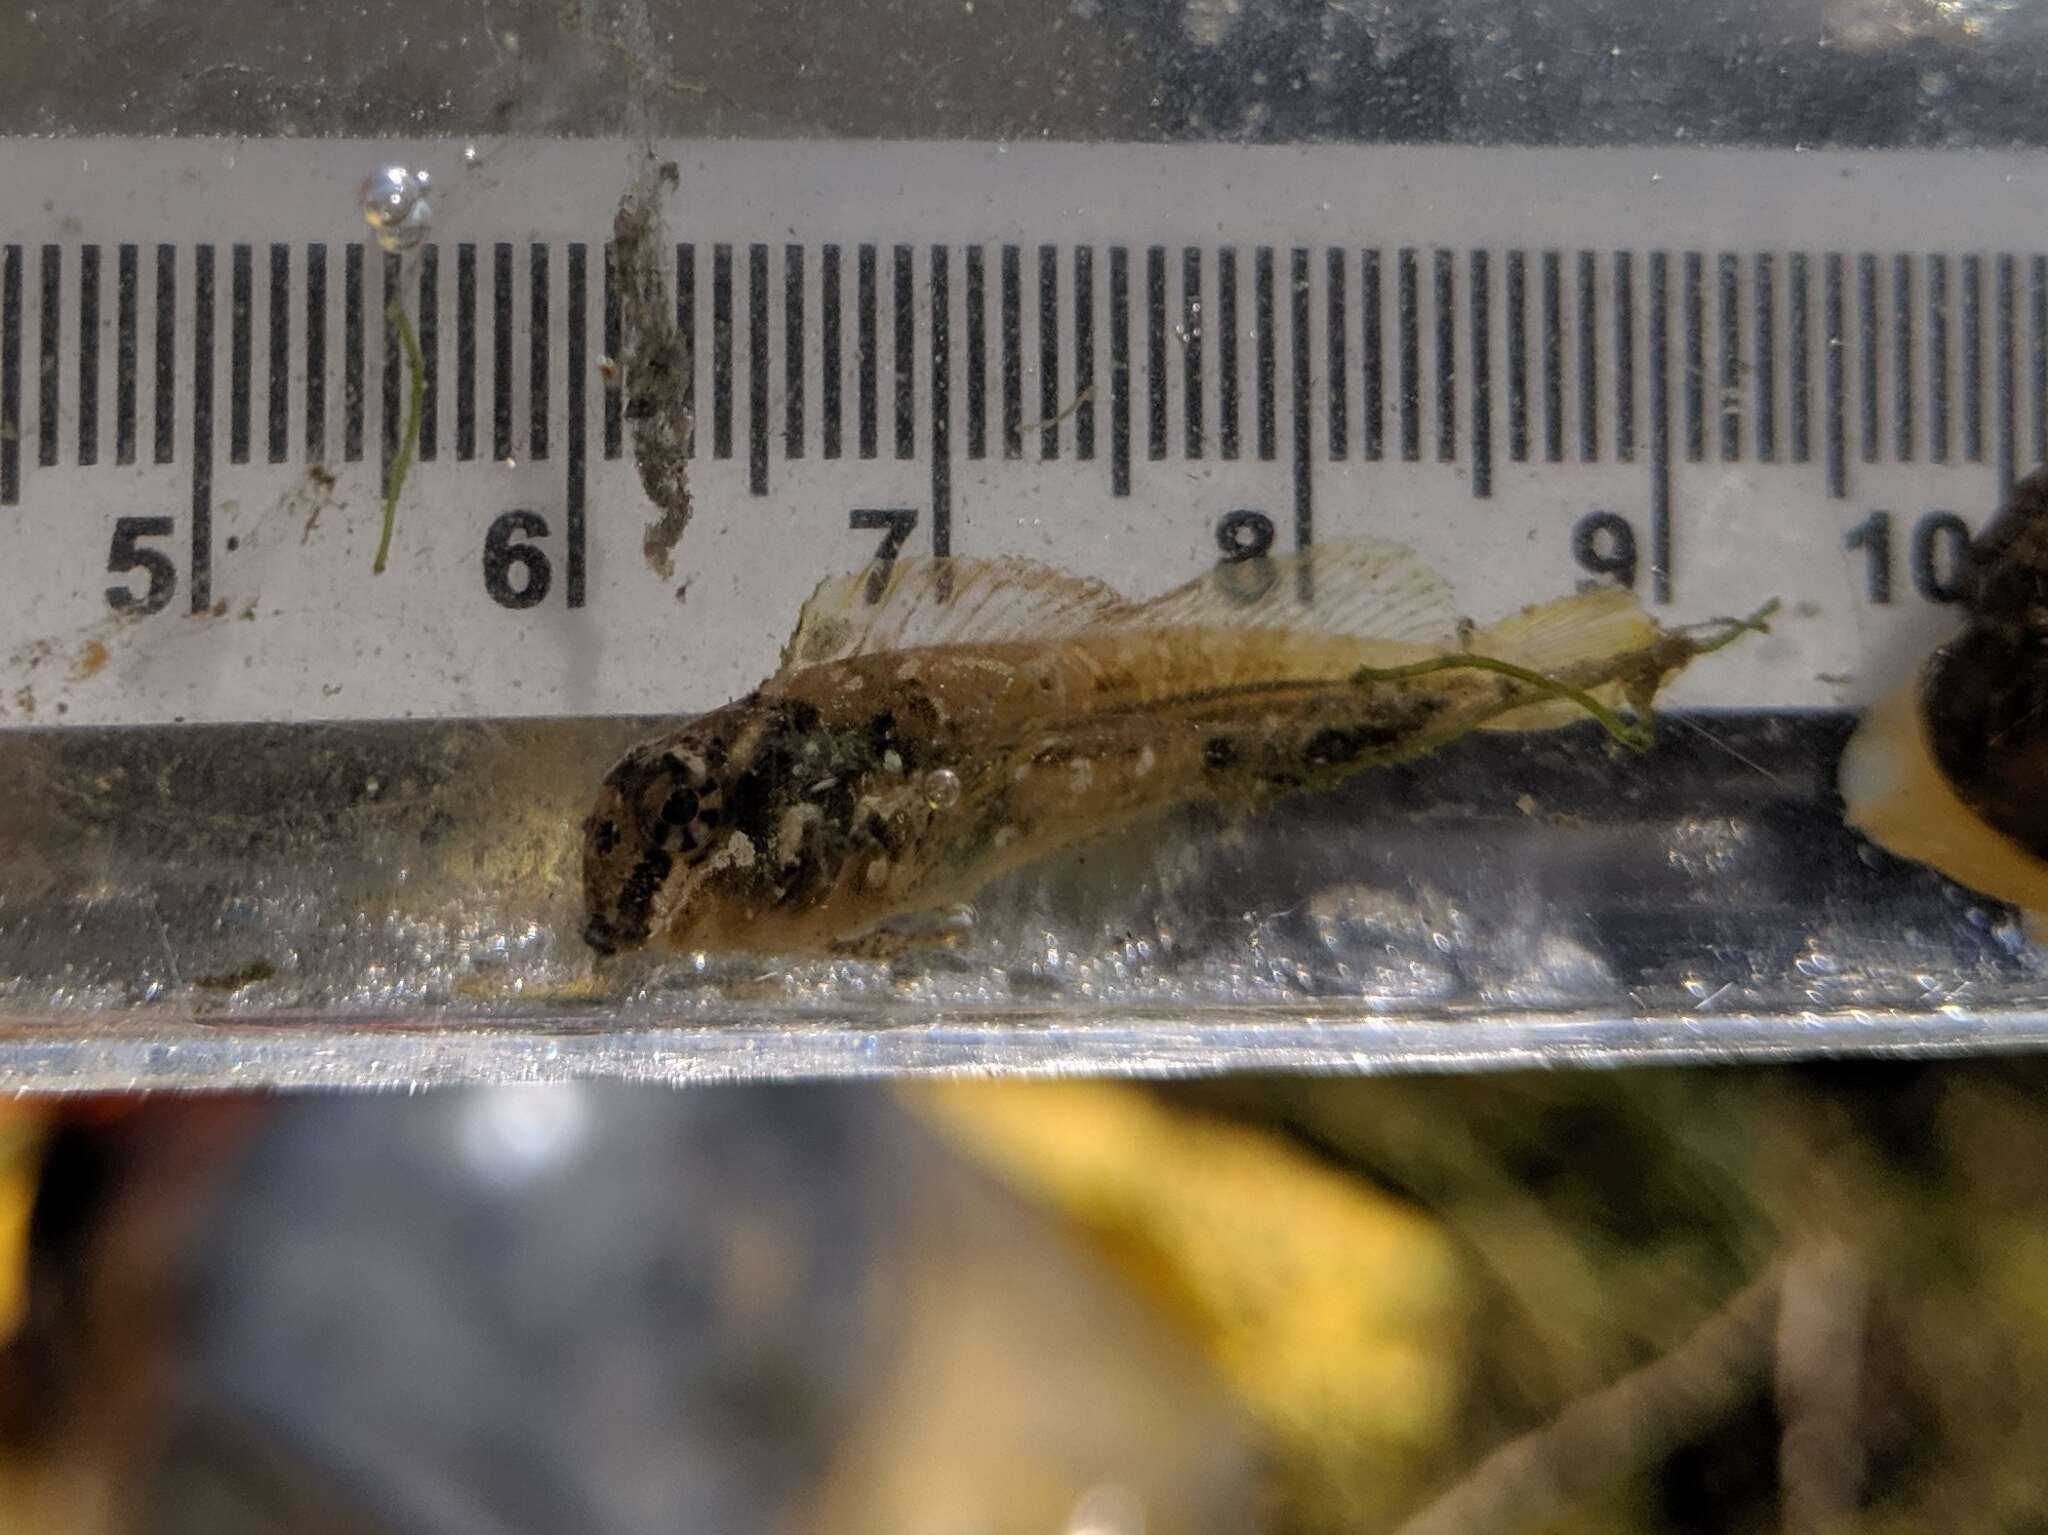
[483, 510, 553, 609]
[1571, 512, 1638, 590]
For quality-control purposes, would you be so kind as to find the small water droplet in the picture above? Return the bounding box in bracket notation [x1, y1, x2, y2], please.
[462, 142, 482, 166]
[360, 165, 433, 253]
[922, 766, 962, 809]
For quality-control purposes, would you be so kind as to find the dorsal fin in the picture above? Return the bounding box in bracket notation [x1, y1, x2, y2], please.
[776, 538, 1463, 674]
[777, 556, 1128, 672]
[1105, 538, 1460, 647]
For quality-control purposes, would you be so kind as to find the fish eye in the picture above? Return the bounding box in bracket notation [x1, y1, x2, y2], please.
[660, 787, 700, 827]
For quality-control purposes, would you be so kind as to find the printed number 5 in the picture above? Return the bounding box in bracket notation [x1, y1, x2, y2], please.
[105, 516, 178, 616]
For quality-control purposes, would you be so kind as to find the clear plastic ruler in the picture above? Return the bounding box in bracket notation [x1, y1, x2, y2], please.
[2, 137, 2040, 727]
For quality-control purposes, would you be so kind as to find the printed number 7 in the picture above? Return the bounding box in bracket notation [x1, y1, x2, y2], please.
[850, 508, 919, 605]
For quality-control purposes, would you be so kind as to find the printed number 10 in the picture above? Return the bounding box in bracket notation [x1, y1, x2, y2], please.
[1844, 511, 1971, 605]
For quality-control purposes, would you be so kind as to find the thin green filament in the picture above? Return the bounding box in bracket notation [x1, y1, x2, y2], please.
[1351, 651, 1654, 750]
[1349, 599, 1782, 753]
[374, 299, 426, 576]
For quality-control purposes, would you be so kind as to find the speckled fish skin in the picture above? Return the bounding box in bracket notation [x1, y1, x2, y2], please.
[581, 546, 1725, 957]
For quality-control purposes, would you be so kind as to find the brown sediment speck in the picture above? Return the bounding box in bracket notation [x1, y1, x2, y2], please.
[613, 157, 695, 581]
[70, 640, 109, 681]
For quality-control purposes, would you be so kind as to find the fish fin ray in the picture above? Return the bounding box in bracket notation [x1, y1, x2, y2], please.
[778, 557, 1130, 672]
[1104, 538, 1460, 647]
[1468, 588, 1670, 733]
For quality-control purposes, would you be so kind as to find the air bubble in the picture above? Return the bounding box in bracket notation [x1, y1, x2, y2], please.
[922, 767, 962, 809]
[360, 165, 433, 253]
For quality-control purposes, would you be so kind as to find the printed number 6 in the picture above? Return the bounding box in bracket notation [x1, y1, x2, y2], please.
[483, 510, 554, 610]
[105, 516, 178, 616]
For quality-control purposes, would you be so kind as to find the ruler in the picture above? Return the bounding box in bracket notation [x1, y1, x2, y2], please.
[3, 137, 2042, 728]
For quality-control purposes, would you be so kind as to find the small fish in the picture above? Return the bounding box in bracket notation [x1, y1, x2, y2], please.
[583, 541, 1768, 956]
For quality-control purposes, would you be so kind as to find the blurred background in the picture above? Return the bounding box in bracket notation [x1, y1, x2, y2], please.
[2, 1064, 2047, 1532]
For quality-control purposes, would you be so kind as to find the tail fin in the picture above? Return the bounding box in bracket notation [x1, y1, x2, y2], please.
[1469, 588, 1663, 735]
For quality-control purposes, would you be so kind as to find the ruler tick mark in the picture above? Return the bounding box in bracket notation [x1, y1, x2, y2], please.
[1000, 244, 1020, 460]
[79, 243, 101, 468]
[713, 242, 735, 462]
[1291, 246, 1312, 583]
[191, 243, 214, 614]
[1434, 248, 1455, 464]
[382, 250, 401, 486]
[1682, 250, 1704, 463]
[1857, 252, 1878, 466]
[1361, 249, 1381, 462]
[1397, 249, 1419, 462]
[1040, 243, 1061, 461]
[1182, 246, 1203, 461]
[1790, 251, 1811, 465]
[1507, 249, 1528, 462]
[751, 241, 770, 490]
[416, 246, 438, 465]
[1541, 248, 1562, 463]
[1719, 251, 1742, 462]
[1649, 250, 1671, 603]
[1929, 252, 1950, 464]
[156, 243, 177, 467]
[1074, 246, 1095, 461]
[1613, 250, 1635, 463]
[1109, 245, 1130, 497]
[1256, 246, 1277, 463]
[1997, 252, 2016, 497]
[1, 246, 18, 504]
[1894, 253, 1914, 463]
[267, 243, 290, 465]
[229, 242, 250, 466]
[1471, 248, 1492, 498]
[1754, 252, 1775, 462]
[529, 242, 550, 462]
[1218, 247, 1239, 461]
[566, 242, 587, 607]
[346, 243, 367, 464]
[784, 244, 804, 462]
[488, 242, 510, 463]
[38, 245, 58, 469]
[677, 244, 697, 456]
[892, 243, 913, 464]
[453, 243, 474, 462]
[1147, 245, 1167, 462]
[1325, 246, 1345, 462]
[1963, 253, 1984, 464]
[825, 244, 846, 460]
[1824, 251, 1846, 498]
[1578, 250, 1599, 463]
[930, 244, 951, 556]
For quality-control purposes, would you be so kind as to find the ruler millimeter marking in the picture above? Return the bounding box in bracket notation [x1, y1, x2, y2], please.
[4, 138, 2047, 728]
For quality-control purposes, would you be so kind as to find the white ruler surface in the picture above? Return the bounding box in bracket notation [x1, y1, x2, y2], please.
[4, 137, 2043, 726]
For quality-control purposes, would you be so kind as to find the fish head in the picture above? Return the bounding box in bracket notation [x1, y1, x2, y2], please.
[581, 695, 840, 955]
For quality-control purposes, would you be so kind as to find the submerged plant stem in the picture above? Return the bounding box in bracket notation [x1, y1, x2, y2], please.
[374, 300, 425, 577]
[1352, 599, 1784, 752]
[1352, 651, 1655, 750]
